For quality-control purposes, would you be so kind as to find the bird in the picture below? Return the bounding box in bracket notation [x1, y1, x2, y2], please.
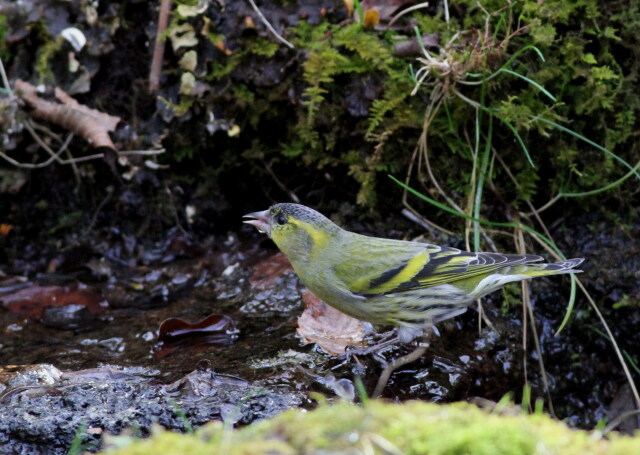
[243, 203, 584, 343]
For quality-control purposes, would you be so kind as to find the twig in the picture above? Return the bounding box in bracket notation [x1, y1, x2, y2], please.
[575, 276, 640, 409]
[165, 183, 188, 236]
[387, 2, 431, 30]
[149, 0, 172, 92]
[0, 56, 13, 97]
[0, 146, 165, 168]
[372, 329, 431, 398]
[401, 208, 440, 235]
[516, 227, 556, 417]
[246, 0, 294, 49]
[598, 409, 640, 436]
[82, 186, 114, 238]
[263, 159, 300, 203]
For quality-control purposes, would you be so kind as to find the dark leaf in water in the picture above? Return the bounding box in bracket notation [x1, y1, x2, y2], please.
[154, 314, 239, 359]
[158, 314, 237, 341]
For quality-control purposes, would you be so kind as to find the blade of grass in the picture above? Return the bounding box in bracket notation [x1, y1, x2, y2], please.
[555, 273, 577, 334]
[493, 115, 535, 167]
[532, 116, 640, 180]
[392, 176, 639, 410]
[389, 174, 564, 257]
[498, 68, 556, 102]
[354, 0, 364, 25]
[473, 113, 493, 252]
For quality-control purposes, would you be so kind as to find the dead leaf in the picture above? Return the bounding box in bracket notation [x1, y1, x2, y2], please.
[15, 80, 120, 149]
[297, 289, 365, 355]
[155, 314, 238, 359]
[0, 282, 109, 320]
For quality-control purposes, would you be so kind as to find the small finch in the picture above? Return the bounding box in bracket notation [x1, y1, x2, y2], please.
[244, 203, 584, 342]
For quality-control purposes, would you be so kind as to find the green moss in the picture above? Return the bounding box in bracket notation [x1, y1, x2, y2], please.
[102, 401, 640, 455]
[35, 34, 63, 85]
[0, 15, 8, 61]
[166, 0, 640, 213]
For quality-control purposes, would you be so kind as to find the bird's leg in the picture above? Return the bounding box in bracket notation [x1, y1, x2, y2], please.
[343, 335, 401, 360]
[371, 325, 433, 398]
[341, 325, 430, 364]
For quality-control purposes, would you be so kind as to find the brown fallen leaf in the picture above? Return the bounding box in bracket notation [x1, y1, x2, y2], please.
[154, 314, 238, 359]
[15, 79, 121, 149]
[0, 282, 109, 320]
[297, 289, 365, 355]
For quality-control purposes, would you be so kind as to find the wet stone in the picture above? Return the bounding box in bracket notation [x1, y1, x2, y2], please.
[239, 273, 302, 316]
[0, 363, 304, 454]
[41, 303, 97, 330]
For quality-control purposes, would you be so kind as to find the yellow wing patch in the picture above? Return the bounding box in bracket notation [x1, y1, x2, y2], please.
[368, 250, 429, 294]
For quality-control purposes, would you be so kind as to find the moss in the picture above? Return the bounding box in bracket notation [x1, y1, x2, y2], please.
[35, 33, 63, 85]
[102, 401, 640, 455]
[0, 15, 8, 61]
[162, 0, 639, 213]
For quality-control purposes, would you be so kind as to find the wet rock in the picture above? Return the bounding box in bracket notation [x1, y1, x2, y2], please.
[239, 272, 302, 316]
[0, 363, 304, 454]
[41, 303, 98, 330]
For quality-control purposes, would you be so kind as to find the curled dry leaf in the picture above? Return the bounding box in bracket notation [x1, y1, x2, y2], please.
[15, 79, 121, 149]
[297, 289, 365, 355]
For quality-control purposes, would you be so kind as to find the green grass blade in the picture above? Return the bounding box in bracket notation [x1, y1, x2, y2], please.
[498, 68, 556, 102]
[389, 175, 565, 257]
[559, 160, 640, 198]
[532, 116, 640, 180]
[494, 115, 535, 167]
[555, 273, 577, 335]
[354, 0, 364, 25]
[473, 114, 493, 252]
[501, 45, 545, 69]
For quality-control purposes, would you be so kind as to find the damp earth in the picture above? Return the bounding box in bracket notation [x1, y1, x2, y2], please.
[1, 211, 638, 453]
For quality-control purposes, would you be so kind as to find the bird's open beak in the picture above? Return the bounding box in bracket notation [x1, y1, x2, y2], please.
[243, 209, 271, 235]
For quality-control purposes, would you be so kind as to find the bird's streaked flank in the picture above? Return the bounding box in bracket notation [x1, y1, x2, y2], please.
[244, 203, 584, 341]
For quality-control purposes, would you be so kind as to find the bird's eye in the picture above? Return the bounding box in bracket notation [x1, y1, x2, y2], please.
[276, 214, 287, 225]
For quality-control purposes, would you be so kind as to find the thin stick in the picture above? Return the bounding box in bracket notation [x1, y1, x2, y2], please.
[575, 277, 640, 409]
[246, 0, 294, 49]
[372, 343, 428, 398]
[516, 227, 556, 417]
[387, 2, 431, 29]
[264, 159, 300, 203]
[149, 0, 172, 92]
[0, 56, 13, 97]
[82, 187, 114, 238]
[0, 146, 165, 168]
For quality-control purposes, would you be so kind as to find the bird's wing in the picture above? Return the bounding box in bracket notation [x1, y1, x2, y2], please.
[333, 234, 543, 296]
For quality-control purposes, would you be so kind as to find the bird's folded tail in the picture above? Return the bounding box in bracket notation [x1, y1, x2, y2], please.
[522, 257, 585, 277]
